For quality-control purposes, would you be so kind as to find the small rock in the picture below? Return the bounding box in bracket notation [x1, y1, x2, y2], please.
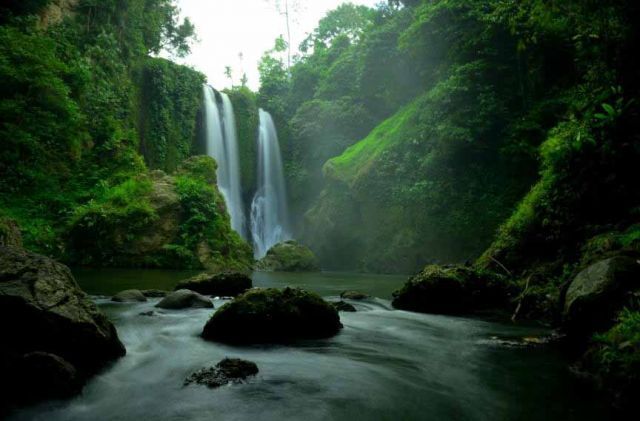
[156, 289, 213, 309]
[184, 358, 259, 389]
[112, 289, 147, 303]
[138, 311, 155, 317]
[332, 301, 357, 312]
[340, 291, 370, 300]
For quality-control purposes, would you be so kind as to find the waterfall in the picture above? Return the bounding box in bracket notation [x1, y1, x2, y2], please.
[203, 85, 246, 238]
[250, 109, 291, 258]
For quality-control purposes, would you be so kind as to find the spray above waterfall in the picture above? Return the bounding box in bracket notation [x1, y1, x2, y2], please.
[202, 85, 246, 238]
[250, 109, 291, 259]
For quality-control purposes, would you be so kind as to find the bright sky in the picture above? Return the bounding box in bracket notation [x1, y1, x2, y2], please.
[169, 0, 380, 90]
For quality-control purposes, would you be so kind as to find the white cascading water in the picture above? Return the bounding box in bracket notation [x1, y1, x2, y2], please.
[203, 85, 246, 238]
[250, 109, 291, 258]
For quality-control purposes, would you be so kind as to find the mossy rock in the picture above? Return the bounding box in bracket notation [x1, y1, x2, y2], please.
[202, 287, 342, 344]
[0, 215, 22, 248]
[392, 265, 516, 315]
[255, 240, 320, 272]
[175, 271, 252, 297]
[563, 257, 640, 336]
[66, 159, 253, 271]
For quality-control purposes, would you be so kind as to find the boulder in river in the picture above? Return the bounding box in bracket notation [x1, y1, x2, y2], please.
[156, 289, 214, 309]
[184, 358, 259, 389]
[141, 289, 168, 298]
[563, 256, 640, 335]
[332, 301, 357, 312]
[0, 246, 125, 409]
[255, 240, 320, 272]
[112, 289, 148, 302]
[392, 264, 514, 315]
[340, 291, 370, 300]
[202, 287, 342, 344]
[175, 271, 252, 297]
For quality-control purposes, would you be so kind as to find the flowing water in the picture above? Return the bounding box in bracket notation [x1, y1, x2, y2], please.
[203, 85, 246, 238]
[11, 269, 615, 421]
[250, 109, 291, 259]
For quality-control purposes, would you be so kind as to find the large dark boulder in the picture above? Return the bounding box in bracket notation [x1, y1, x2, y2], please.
[184, 358, 259, 389]
[202, 287, 342, 344]
[392, 265, 515, 315]
[563, 257, 640, 335]
[175, 271, 252, 297]
[256, 240, 320, 272]
[156, 289, 213, 309]
[0, 246, 125, 410]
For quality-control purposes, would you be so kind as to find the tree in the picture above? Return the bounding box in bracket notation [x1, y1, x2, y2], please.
[224, 65, 233, 86]
[265, 0, 301, 69]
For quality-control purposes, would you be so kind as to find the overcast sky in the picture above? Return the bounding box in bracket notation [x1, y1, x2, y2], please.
[169, 0, 380, 90]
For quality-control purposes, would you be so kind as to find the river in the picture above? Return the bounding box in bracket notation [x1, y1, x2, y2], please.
[11, 269, 613, 420]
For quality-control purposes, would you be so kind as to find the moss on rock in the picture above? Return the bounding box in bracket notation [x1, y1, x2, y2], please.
[175, 271, 252, 297]
[256, 240, 320, 272]
[67, 156, 252, 270]
[202, 287, 342, 344]
[392, 265, 516, 315]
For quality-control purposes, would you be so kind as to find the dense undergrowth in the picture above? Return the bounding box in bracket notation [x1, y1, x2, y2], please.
[0, 0, 252, 269]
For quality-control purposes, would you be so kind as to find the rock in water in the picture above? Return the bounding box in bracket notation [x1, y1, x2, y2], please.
[175, 271, 252, 297]
[112, 289, 148, 302]
[184, 358, 259, 389]
[0, 246, 125, 408]
[340, 291, 370, 300]
[563, 256, 640, 334]
[332, 301, 357, 312]
[141, 289, 168, 298]
[156, 289, 214, 309]
[256, 240, 320, 272]
[15, 352, 82, 400]
[391, 264, 514, 315]
[202, 287, 342, 344]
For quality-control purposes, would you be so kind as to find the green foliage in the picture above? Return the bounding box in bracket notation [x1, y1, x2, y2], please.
[225, 87, 259, 197]
[67, 176, 158, 265]
[137, 57, 205, 172]
[173, 174, 252, 271]
[593, 309, 640, 377]
[0, 0, 246, 272]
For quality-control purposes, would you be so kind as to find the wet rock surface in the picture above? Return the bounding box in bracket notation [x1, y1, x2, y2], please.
[202, 287, 342, 344]
[184, 358, 259, 389]
[156, 289, 214, 309]
[175, 271, 252, 297]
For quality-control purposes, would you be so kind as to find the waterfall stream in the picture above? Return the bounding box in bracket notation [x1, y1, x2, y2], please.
[203, 85, 246, 238]
[250, 109, 291, 258]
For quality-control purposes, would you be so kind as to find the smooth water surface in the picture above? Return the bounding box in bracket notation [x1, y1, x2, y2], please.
[13, 270, 613, 421]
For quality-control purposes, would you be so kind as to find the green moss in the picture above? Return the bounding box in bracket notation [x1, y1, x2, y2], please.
[225, 87, 259, 197]
[137, 57, 205, 173]
[593, 309, 640, 375]
[306, 64, 537, 273]
[202, 287, 342, 344]
[66, 175, 158, 265]
[176, 155, 218, 185]
[392, 264, 516, 315]
[256, 240, 320, 272]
